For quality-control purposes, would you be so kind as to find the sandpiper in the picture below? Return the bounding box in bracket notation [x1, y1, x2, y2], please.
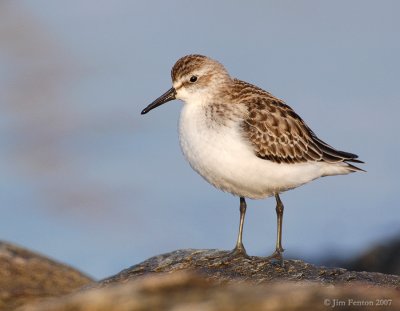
[141, 54, 364, 263]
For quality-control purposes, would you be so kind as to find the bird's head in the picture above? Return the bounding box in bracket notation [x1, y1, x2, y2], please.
[141, 55, 231, 115]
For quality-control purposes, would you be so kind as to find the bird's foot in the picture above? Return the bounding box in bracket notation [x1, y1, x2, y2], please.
[226, 244, 251, 260]
[266, 249, 284, 267]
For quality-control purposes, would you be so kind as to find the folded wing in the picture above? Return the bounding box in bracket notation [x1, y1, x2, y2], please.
[238, 81, 363, 170]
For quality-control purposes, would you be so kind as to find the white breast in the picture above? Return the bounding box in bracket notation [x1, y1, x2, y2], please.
[178, 102, 349, 199]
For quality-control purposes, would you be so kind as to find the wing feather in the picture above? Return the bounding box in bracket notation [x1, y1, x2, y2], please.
[235, 79, 363, 168]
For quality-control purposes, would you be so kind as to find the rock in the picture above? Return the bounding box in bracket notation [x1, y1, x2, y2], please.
[0, 241, 93, 311]
[99, 249, 400, 288]
[344, 235, 400, 275]
[15, 249, 400, 311]
[20, 271, 400, 311]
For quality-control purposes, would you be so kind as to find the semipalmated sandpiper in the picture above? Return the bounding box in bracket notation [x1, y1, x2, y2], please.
[141, 55, 364, 263]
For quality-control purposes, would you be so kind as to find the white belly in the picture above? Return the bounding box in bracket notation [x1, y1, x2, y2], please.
[178, 103, 346, 199]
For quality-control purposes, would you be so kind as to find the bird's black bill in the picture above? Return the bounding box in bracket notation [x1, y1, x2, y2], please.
[141, 87, 176, 115]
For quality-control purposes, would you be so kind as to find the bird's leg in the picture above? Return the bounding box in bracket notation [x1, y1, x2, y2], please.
[267, 193, 285, 265]
[229, 197, 249, 258]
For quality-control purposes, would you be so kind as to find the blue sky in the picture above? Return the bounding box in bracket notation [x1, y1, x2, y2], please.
[1, 1, 399, 279]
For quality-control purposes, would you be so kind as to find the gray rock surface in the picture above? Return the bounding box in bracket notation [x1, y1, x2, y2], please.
[0, 241, 93, 311]
[99, 249, 400, 287]
[10, 248, 400, 311]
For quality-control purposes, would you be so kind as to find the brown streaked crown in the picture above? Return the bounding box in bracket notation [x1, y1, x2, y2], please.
[171, 54, 227, 82]
[171, 55, 206, 81]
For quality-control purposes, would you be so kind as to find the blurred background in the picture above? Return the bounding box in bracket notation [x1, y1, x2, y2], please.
[1, 0, 399, 279]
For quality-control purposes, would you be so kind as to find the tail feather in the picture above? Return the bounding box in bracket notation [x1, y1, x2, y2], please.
[311, 135, 365, 172]
[345, 162, 366, 172]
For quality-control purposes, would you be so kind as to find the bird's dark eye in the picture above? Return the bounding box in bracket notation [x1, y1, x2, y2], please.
[189, 76, 198, 83]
